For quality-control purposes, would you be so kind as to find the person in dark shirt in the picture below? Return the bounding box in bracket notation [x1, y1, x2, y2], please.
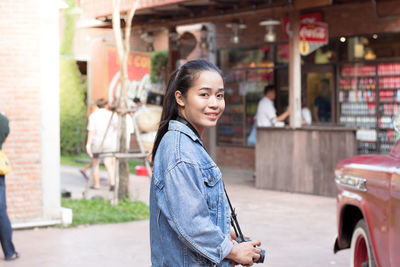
[0, 113, 18, 261]
[0, 114, 9, 150]
[313, 79, 331, 123]
[313, 96, 331, 123]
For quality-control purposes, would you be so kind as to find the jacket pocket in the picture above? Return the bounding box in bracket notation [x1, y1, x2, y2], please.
[202, 166, 222, 212]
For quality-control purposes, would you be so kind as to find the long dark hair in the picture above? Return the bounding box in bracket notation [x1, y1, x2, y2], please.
[151, 60, 222, 162]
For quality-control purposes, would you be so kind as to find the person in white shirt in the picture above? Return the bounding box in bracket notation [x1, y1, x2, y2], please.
[255, 85, 289, 127]
[301, 106, 312, 125]
[248, 85, 290, 145]
[86, 98, 119, 191]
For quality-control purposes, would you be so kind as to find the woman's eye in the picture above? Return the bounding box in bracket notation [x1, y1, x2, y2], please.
[217, 94, 224, 99]
[200, 93, 209, 97]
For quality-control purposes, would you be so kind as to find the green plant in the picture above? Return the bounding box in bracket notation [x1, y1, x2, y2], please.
[150, 50, 168, 84]
[59, 0, 86, 155]
[61, 198, 149, 226]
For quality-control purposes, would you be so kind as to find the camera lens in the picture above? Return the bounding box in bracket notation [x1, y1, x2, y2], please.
[254, 248, 265, 263]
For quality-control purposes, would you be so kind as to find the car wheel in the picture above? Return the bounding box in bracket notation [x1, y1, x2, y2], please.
[350, 219, 376, 267]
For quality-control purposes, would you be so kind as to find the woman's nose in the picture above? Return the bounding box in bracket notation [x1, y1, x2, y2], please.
[208, 96, 218, 107]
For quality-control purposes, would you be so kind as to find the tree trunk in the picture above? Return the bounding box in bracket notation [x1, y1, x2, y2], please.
[112, 0, 139, 201]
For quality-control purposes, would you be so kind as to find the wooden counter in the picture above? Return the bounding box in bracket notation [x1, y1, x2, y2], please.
[255, 126, 357, 197]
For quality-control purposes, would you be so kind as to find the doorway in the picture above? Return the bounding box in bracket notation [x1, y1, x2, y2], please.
[302, 65, 336, 124]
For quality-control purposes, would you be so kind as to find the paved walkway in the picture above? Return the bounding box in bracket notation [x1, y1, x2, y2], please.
[6, 166, 350, 267]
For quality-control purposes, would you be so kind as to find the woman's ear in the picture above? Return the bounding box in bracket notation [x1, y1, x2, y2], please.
[175, 90, 185, 108]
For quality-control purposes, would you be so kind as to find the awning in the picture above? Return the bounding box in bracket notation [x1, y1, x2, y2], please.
[94, 0, 292, 29]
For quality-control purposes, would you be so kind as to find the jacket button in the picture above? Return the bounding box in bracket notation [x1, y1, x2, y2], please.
[209, 176, 213, 182]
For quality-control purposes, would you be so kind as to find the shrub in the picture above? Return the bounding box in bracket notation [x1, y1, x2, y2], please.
[150, 50, 168, 84]
[59, 58, 86, 155]
[59, 0, 86, 155]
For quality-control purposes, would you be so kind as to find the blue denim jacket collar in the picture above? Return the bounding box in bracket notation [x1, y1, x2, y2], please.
[168, 120, 205, 147]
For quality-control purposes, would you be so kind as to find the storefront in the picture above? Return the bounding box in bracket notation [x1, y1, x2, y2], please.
[210, 0, 400, 172]
[83, 0, 400, 196]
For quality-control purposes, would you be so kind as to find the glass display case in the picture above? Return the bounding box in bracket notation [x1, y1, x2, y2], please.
[217, 46, 277, 146]
[217, 68, 272, 146]
[338, 62, 400, 153]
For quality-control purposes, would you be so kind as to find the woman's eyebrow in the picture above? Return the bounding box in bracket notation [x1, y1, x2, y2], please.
[198, 87, 225, 91]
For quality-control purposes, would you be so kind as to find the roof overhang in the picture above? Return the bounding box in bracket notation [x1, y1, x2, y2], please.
[95, 0, 293, 29]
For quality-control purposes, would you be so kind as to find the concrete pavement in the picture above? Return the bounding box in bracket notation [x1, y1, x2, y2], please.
[5, 166, 350, 267]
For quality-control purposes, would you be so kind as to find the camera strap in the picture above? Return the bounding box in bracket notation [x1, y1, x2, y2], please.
[223, 184, 245, 242]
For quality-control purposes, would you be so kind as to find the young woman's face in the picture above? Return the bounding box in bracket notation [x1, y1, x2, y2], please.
[176, 70, 225, 136]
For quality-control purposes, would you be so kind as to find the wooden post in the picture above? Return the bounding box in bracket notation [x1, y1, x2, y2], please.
[289, 10, 302, 128]
[167, 26, 180, 77]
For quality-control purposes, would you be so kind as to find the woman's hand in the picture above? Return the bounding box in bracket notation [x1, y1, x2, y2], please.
[226, 240, 261, 266]
[230, 229, 251, 241]
[230, 229, 237, 241]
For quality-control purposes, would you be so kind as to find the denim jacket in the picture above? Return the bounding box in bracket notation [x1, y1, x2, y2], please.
[150, 120, 233, 267]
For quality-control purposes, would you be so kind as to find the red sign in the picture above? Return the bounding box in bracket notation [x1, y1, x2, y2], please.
[282, 12, 323, 39]
[107, 48, 150, 82]
[107, 48, 151, 101]
[299, 22, 328, 43]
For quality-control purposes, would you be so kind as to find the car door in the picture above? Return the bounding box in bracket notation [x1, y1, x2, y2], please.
[390, 168, 400, 266]
[389, 142, 400, 266]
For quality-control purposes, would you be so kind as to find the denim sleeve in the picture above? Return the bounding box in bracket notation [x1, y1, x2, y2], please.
[159, 161, 233, 264]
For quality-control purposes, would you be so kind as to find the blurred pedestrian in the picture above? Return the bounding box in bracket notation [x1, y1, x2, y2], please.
[255, 85, 289, 127]
[0, 113, 18, 261]
[301, 106, 312, 125]
[150, 60, 261, 266]
[133, 97, 146, 111]
[248, 85, 290, 145]
[85, 98, 118, 191]
[313, 79, 331, 123]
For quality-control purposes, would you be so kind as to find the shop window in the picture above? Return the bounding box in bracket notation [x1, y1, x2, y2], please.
[339, 33, 400, 62]
[217, 46, 281, 146]
[219, 46, 275, 69]
[277, 44, 289, 64]
[301, 40, 337, 64]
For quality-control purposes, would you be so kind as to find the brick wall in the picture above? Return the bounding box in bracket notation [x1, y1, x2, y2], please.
[0, 0, 43, 221]
[217, 146, 255, 170]
[214, 1, 400, 50]
[323, 1, 400, 37]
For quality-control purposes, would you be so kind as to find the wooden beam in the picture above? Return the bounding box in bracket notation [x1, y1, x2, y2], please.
[289, 10, 302, 128]
[293, 0, 332, 10]
[133, 3, 290, 28]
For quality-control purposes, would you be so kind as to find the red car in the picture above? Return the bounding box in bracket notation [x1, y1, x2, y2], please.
[334, 141, 400, 267]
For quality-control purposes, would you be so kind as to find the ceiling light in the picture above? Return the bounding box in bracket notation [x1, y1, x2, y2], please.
[226, 21, 246, 44]
[340, 37, 346, 43]
[259, 20, 281, 43]
[372, 34, 378, 39]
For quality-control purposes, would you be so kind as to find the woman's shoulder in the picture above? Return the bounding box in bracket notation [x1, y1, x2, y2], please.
[156, 129, 210, 165]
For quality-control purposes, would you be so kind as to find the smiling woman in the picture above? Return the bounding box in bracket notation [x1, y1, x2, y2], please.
[174, 70, 225, 136]
[149, 60, 261, 266]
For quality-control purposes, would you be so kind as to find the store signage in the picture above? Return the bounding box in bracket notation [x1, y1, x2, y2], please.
[282, 12, 323, 39]
[299, 22, 328, 43]
[299, 21, 328, 56]
[107, 48, 151, 102]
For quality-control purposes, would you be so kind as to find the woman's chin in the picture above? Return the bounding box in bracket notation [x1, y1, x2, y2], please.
[203, 120, 218, 128]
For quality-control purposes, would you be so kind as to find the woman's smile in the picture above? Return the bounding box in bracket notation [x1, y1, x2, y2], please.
[204, 112, 220, 120]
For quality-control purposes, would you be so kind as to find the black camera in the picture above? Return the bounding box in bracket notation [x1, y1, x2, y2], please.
[235, 237, 265, 264]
